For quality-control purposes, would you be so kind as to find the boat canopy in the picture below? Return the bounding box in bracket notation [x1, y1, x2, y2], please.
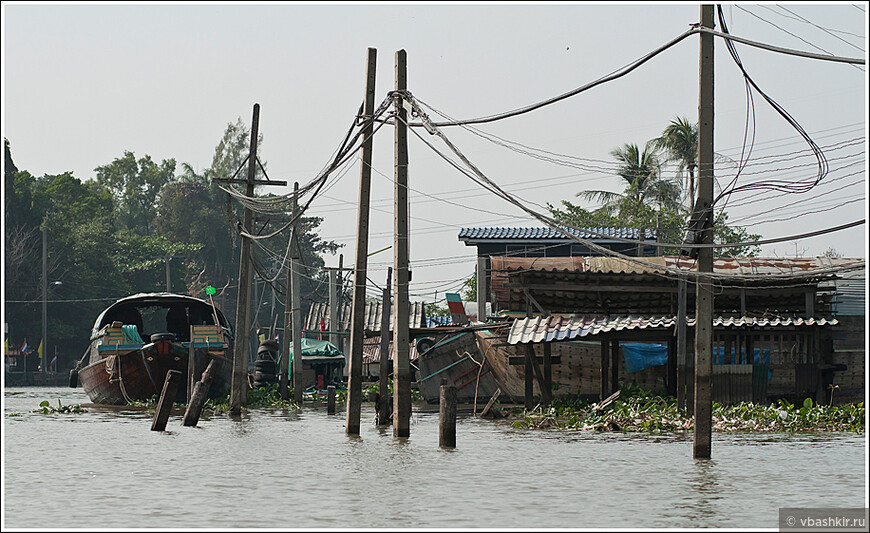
[91, 292, 232, 341]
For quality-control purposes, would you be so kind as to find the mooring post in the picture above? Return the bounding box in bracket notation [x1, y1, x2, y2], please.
[187, 325, 196, 404]
[346, 47, 378, 435]
[151, 370, 182, 431]
[327, 385, 336, 415]
[439, 384, 457, 448]
[182, 359, 218, 427]
[524, 343, 534, 410]
[676, 273, 688, 413]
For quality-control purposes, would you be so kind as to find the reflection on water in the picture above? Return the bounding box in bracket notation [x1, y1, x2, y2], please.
[3, 387, 866, 529]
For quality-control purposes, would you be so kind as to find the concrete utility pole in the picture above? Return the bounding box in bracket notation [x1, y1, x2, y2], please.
[346, 47, 377, 435]
[213, 103, 287, 415]
[392, 49, 411, 438]
[694, 4, 716, 459]
[291, 182, 303, 405]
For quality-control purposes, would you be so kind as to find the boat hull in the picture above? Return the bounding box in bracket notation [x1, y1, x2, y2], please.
[79, 341, 232, 405]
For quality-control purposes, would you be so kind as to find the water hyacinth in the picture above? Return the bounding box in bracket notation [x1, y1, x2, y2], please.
[509, 385, 864, 433]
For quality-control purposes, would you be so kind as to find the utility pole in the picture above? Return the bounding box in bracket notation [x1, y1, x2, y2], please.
[393, 49, 411, 438]
[165, 254, 172, 292]
[213, 103, 287, 415]
[476, 256, 487, 322]
[694, 4, 715, 459]
[377, 267, 392, 425]
[41, 226, 47, 374]
[291, 182, 303, 405]
[346, 47, 377, 435]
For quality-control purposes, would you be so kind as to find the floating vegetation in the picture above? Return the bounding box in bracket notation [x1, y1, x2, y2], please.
[509, 385, 865, 433]
[32, 399, 88, 415]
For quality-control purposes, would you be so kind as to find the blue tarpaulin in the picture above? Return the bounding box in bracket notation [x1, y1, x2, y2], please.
[621, 343, 668, 373]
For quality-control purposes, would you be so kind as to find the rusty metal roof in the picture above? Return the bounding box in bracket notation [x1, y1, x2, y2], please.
[305, 301, 427, 333]
[506, 314, 840, 344]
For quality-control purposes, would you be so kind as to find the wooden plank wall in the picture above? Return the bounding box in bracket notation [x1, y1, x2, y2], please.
[830, 316, 866, 402]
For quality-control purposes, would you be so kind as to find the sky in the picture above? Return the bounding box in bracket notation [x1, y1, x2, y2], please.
[2, 1, 867, 305]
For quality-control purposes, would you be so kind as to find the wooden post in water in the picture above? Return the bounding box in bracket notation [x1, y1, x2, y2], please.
[182, 359, 218, 427]
[439, 384, 457, 448]
[327, 385, 336, 415]
[542, 342, 552, 406]
[676, 273, 688, 413]
[392, 49, 411, 438]
[694, 3, 715, 459]
[187, 326, 196, 404]
[524, 344, 534, 410]
[151, 370, 182, 431]
[600, 339, 609, 400]
[377, 267, 393, 426]
[346, 47, 378, 435]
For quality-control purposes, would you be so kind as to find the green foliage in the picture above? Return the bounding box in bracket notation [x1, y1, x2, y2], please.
[425, 302, 451, 318]
[508, 387, 864, 433]
[32, 399, 87, 414]
[95, 151, 177, 236]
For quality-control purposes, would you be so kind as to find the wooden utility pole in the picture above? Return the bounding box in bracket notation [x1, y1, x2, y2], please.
[326, 254, 344, 358]
[280, 183, 300, 402]
[291, 182, 303, 405]
[377, 267, 393, 426]
[346, 47, 378, 435]
[214, 103, 287, 415]
[393, 49, 411, 438]
[676, 273, 688, 413]
[41, 226, 47, 373]
[476, 256, 487, 322]
[694, 4, 715, 459]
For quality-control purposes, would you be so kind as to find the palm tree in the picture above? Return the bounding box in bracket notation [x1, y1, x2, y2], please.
[577, 140, 680, 215]
[652, 116, 698, 214]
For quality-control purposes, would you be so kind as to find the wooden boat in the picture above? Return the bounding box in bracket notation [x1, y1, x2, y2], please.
[73, 293, 234, 405]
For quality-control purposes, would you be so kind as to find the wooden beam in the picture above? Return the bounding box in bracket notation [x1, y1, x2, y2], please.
[213, 178, 288, 186]
[506, 283, 678, 293]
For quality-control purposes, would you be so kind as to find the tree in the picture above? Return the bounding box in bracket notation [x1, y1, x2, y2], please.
[578, 141, 681, 215]
[652, 116, 698, 213]
[94, 151, 177, 236]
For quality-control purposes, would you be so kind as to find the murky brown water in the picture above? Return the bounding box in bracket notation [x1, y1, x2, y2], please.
[3, 386, 866, 529]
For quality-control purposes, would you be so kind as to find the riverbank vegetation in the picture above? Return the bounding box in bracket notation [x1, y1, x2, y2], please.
[508, 385, 865, 433]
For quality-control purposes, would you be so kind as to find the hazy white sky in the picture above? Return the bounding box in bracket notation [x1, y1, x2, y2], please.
[3, 2, 867, 302]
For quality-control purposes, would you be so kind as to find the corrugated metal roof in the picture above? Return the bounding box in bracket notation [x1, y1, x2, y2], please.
[507, 314, 840, 344]
[305, 301, 427, 333]
[458, 226, 657, 241]
[490, 255, 864, 278]
[361, 335, 420, 363]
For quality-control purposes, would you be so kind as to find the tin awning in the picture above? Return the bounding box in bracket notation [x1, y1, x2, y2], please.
[506, 314, 839, 345]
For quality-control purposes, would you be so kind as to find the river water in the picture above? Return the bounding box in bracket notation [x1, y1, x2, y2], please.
[2, 386, 867, 529]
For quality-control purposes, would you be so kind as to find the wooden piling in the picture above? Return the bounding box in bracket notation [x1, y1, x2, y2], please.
[187, 326, 196, 404]
[327, 385, 336, 414]
[151, 369, 182, 431]
[439, 384, 457, 448]
[182, 359, 217, 427]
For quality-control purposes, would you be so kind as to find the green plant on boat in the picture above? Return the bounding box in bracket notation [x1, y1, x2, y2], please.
[32, 399, 88, 414]
[509, 385, 864, 433]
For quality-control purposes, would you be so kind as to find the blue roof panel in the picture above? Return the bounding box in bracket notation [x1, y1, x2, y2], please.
[457, 226, 656, 241]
